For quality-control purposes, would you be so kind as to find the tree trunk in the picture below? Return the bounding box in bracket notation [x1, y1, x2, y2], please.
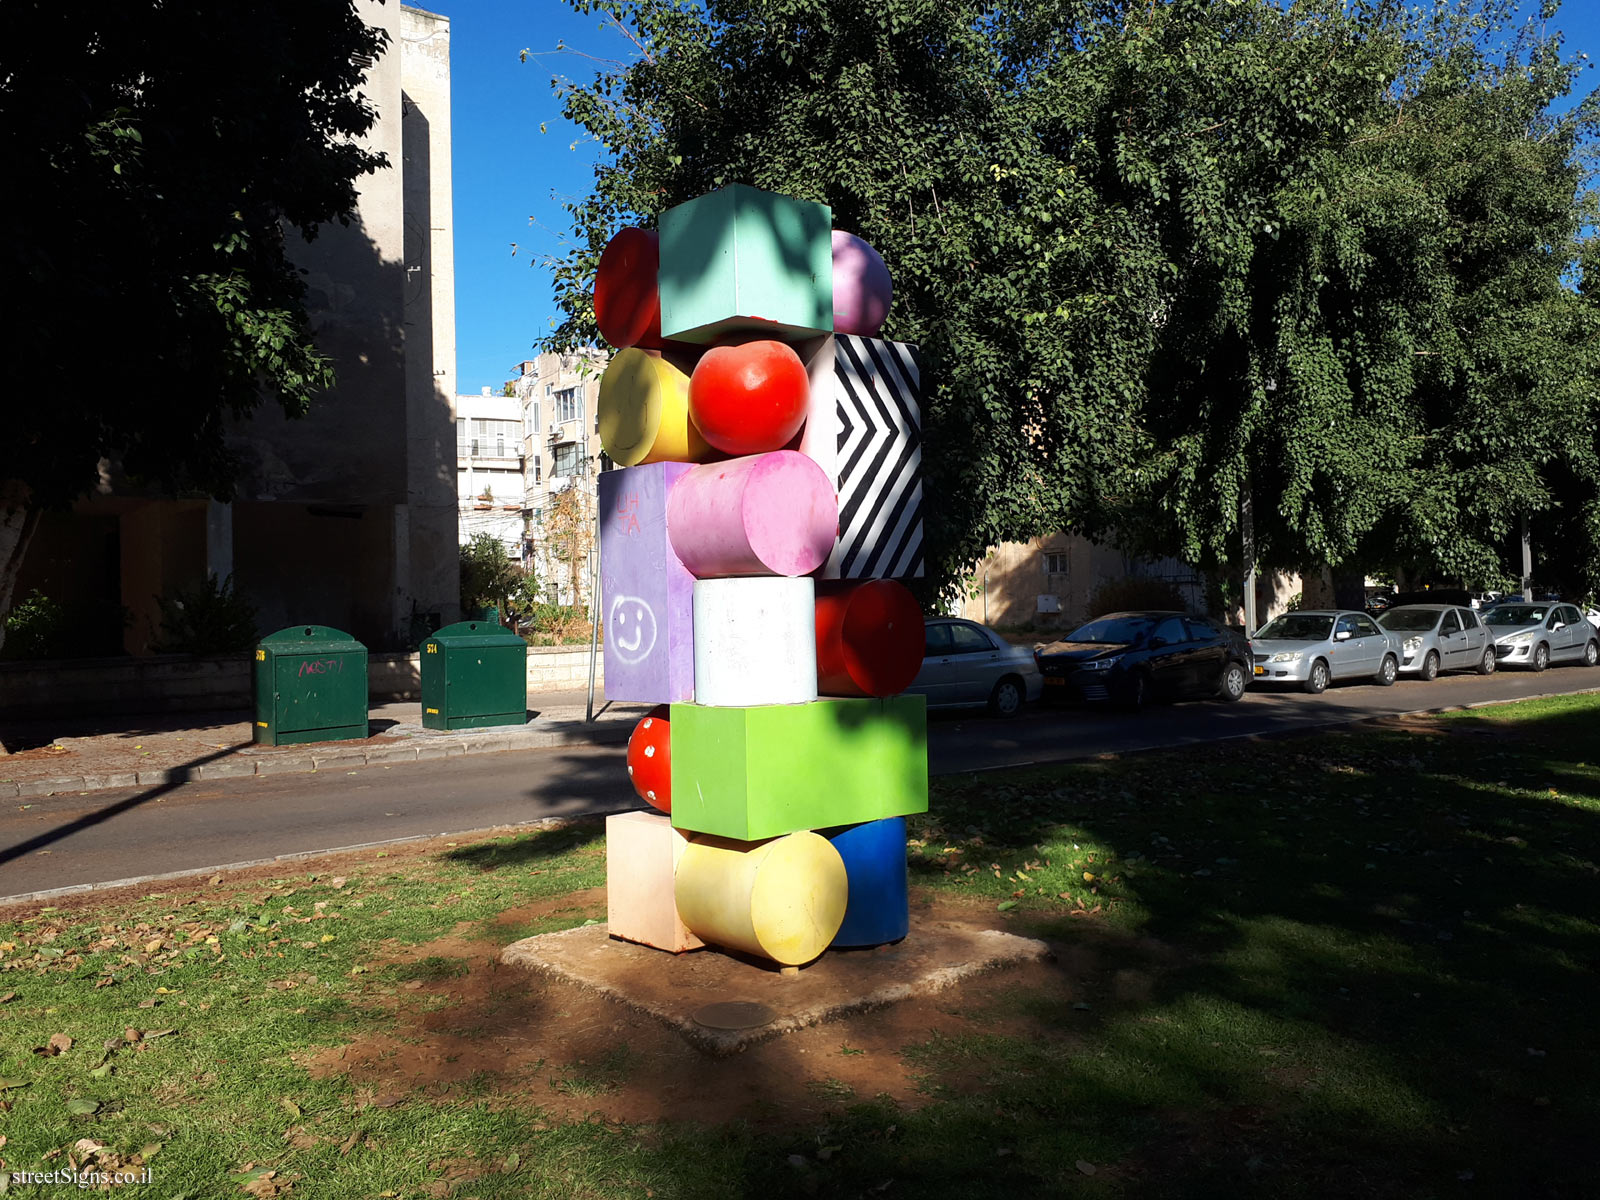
[0, 479, 41, 659]
[0, 480, 42, 756]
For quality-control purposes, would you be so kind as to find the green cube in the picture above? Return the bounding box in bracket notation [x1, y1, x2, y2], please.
[658, 184, 833, 343]
[669, 696, 927, 840]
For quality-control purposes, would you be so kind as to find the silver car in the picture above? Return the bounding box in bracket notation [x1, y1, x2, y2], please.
[1250, 609, 1403, 693]
[906, 617, 1044, 717]
[1483, 602, 1600, 672]
[1376, 604, 1495, 679]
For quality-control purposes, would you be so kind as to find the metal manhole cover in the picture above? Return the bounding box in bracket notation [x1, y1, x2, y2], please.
[691, 1000, 777, 1030]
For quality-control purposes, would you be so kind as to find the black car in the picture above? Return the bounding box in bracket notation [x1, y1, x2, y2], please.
[1035, 611, 1252, 709]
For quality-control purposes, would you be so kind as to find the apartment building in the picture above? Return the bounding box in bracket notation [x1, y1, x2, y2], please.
[455, 386, 524, 557]
[509, 351, 608, 604]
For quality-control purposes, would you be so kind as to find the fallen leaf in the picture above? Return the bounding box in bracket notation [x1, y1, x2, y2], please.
[49, 1033, 73, 1054]
[996, 900, 1018, 911]
[338, 1129, 365, 1156]
[143, 1028, 177, 1040]
[139, 1142, 163, 1161]
[210, 875, 223, 886]
[280, 1098, 302, 1118]
[0, 992, 14, 1003]
[403, 980, 424, 991]
[1076, 1160, 1097, 1176]
[144, 940, 163, 954]
[73, 1137, 104, 1156]
[89, 1063, 113, 1079]
[66, 1098, 100, 1115]
[138, 998, 159, 1009]
[124, 1028, 141, 1043]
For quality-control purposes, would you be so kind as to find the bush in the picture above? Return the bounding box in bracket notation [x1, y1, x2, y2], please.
[1, 589, 70, 660]
[151, 574, 258, 655]
[521, 602, 593, 644]
[459, 533, 523, 617]
[1086, 576, 1188, 618]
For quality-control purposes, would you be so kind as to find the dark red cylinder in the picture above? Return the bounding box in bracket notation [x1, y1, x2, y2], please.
[595, 228, 662, 350]
[815, 580, 924, 697]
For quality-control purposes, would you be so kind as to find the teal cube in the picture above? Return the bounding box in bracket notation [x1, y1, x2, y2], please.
[658, 185, 833, 344]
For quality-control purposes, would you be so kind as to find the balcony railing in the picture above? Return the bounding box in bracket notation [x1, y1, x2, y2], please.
[456, 441, 522, 462]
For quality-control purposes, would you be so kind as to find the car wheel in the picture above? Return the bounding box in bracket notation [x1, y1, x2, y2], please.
[1218, 661, 1247, 702]
[1420, 651, 1439, 682]
[1585, 641, 1599, 668]
[1532, 643, 1550, 672]
[1476, 646, 1496, 675]
[1303, 659, 1329, 695]
[1375, 654, 1398, 687]
[987, 675, 1024, 718]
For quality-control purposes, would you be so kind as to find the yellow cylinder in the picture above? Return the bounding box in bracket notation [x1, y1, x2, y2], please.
[598, 347, 712, 466]
[674, 831, 848, 966]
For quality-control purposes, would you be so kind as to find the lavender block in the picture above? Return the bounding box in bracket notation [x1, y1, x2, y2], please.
[599, 463, 695, 702]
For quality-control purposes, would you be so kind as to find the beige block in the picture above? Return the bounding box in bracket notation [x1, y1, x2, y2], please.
[605, 811, 704, 954]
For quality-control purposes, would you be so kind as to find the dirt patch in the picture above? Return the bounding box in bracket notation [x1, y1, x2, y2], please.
[300, 891, 1139, 1129]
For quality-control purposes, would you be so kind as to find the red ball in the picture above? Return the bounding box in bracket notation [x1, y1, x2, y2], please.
[594, 228, 662, 349]
[626, 704, 672, 814]
[687, 340, 810, 455]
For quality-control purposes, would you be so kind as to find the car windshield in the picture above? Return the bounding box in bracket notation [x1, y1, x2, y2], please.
[1065, 615, 1155, 644]
[1255, 614, 1334, 641]
[1379, 609, 1440, 632]
[1484, 606, 1546, 626]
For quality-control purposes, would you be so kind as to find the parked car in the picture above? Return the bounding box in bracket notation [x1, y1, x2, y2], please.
[1034, 611, 1251, 709]
[1376, 604, 1495, 679]
[1482, 602, 1600, 672]
[1250, 609, 1402, 693]
[904, 618, 1043, 717]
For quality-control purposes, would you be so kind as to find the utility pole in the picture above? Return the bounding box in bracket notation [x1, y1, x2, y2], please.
[1241, 487, 1258, 633]
[1521, 513, 1534, 600]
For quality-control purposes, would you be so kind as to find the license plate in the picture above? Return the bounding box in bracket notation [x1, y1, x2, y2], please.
[1253, 665, 1266, 676]
[1044, 676, 1067, 687]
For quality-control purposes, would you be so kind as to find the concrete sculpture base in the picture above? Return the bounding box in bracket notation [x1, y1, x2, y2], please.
[501, 920, 1050, 1056]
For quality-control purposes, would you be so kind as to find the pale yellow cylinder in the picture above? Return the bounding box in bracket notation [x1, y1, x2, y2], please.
[674, 831, 848, 966]
[598, 347, 712, 466]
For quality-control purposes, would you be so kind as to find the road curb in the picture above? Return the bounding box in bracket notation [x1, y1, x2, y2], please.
[0, 722, 634, 799]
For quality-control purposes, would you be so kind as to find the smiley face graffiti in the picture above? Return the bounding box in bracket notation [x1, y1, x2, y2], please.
[608, 594, 659, 664]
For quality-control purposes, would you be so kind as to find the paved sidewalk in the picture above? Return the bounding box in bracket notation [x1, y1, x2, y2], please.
[0, 691, 649, 799]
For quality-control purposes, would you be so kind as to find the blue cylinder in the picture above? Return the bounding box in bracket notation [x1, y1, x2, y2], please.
[823, 816, 909, 947]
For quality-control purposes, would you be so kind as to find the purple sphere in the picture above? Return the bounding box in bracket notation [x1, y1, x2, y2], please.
[831, 231, 893, 337]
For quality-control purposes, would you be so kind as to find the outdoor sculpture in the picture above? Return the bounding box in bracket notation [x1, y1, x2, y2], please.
[596, 184, 929, 967]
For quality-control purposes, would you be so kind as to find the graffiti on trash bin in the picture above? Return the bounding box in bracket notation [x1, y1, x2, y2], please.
[297, 658, 343, 677]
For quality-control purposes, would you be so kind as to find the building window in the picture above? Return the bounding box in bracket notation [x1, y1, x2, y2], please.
[533, 454, 541, 483]
[1043, 551, 1069, 575]
[553, 443, 580, 477]
[556, 387, 581, 424]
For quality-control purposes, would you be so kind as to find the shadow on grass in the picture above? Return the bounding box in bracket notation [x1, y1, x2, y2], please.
[871, 698, 1600, 1197]
[442, 820, 607, 871]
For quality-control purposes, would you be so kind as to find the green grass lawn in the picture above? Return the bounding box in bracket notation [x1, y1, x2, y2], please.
[2, 695, 1598, 1198]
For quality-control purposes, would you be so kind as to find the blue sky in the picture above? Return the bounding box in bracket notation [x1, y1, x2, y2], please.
[442, 0, 1600, 394]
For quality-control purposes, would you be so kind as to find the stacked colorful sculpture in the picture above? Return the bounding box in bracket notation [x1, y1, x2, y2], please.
[597, 184, 928, 967]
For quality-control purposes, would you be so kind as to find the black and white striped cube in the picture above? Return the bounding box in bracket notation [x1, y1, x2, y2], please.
[798, 335, 925, 580]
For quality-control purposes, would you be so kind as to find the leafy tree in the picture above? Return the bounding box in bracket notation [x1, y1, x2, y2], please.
[539, 0, 1599, 600]
[0, 0, 390, 653]
[459, 533, 523, 618]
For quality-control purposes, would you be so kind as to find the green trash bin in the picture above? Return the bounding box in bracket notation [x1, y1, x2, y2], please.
[420, 620, 529, 730]
[253, 625, 369, 746]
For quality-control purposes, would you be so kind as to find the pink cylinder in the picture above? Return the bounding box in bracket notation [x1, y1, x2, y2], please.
[666, 451, 838, 577]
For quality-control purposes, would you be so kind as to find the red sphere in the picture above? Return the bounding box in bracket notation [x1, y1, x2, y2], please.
[687, 340, 810, 455]
[594, 228, 662, 350]
[626, 704, 672, 814]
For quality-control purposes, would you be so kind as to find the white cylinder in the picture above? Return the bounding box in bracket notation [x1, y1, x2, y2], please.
[692, 577, 818, 706]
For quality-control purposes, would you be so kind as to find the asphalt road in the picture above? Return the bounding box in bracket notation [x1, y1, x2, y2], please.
[3, 666, 1596, 900]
